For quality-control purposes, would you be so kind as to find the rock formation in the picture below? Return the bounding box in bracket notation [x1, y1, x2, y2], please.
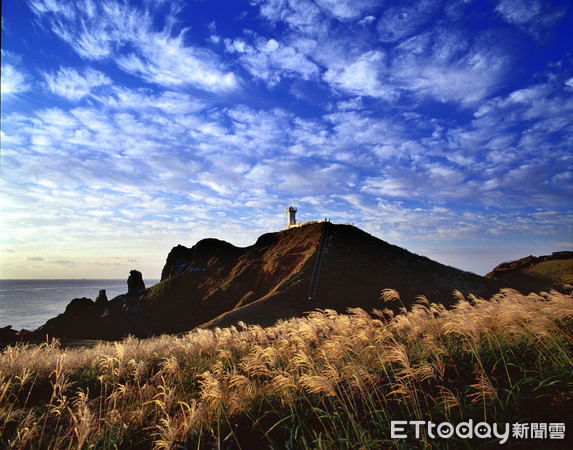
[95, 289, 108, 306]
[127, 270, 145, 296]
[30, 270, 151, 341]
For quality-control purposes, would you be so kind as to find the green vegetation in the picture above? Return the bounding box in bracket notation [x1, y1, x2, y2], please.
[1, 288, 572, 448]
[523, 259, 573, 284]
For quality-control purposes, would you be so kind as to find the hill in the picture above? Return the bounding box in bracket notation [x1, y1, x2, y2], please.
[26, 222, 569, 341]
[486, 251, 573, 292]
[201, 222, 501, 329]
[142, 223, 323, 333]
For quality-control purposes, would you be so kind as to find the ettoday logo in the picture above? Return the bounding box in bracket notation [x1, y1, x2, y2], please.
[391, 420, 566, 444]
[391, 420, 510, 444]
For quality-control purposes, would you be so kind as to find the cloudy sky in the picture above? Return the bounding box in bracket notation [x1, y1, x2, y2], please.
[1, 0, 572, 279]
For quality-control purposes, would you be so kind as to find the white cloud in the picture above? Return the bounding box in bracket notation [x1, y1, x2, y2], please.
[391, 28, 509, 105]
[324, 51, 397, 100]
[496, 0, 542, 25]
[376, 0, 441, 43]
[117, 33, 239, 91]
[44, 67, 111, 101]
[28, 0, 239, 93]
[495, 0, 565, 37]
[252, 1, 514, 107]
[445, 74, 573, 206]
[1, 52, 31, 95]
[225, 35, 319, 87]
[0, 64, 30, 95]
[315, 0, 377, 21]
[256, 0, 324, 34]
[335, 97, 364, 111]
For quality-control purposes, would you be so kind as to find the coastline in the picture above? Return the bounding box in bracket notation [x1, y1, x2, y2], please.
[0, 279, 159, 331]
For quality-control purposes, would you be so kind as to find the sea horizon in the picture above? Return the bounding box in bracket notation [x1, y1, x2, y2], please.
[0, 278, 159, 331]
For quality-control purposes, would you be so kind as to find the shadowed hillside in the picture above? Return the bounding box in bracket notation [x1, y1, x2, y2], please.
[204, 223, 502, 328]
[142, 223, 323, 333]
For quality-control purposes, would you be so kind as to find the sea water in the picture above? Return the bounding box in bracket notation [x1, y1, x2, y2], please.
[0, 279, 159, 331]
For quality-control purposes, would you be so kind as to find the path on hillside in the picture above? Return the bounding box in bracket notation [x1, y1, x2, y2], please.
[308, 220, 330, 300]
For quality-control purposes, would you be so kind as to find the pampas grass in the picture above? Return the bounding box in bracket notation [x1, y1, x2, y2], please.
[1, 288, 572, 448]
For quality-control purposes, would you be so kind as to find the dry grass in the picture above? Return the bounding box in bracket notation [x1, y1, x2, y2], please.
[1, 288, 572, 448]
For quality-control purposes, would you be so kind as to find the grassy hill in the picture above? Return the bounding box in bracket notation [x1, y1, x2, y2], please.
[146, 222, 504, 331]
[486, 251, 573, 293]
[203, 223, 502, 329]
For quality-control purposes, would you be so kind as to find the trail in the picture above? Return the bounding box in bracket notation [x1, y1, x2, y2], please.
[308, 220, 330, 300]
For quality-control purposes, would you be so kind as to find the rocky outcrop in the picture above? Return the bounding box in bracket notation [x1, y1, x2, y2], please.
[127, 270, 145, 296]
[95, 289, 108, 306]
[64, 297, 94, 314]
[32, 270, 152, 341]
[0, 326, 27, 348]
[160, 239, 242, 281]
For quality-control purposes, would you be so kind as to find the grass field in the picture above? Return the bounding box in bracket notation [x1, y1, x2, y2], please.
[1, 287, 572, 448]
[523, 259, 573, 284]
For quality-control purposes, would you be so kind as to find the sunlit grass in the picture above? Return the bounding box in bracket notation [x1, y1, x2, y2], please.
[1, 288, 572, 448]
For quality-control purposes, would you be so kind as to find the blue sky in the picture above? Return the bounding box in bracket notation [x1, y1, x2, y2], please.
[1, 0, 572, 279]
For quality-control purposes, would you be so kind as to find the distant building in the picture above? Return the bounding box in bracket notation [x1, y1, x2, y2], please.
[286, 206, 297, 229]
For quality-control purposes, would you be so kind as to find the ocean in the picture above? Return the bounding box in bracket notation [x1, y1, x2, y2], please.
[0, 279, 159, 331]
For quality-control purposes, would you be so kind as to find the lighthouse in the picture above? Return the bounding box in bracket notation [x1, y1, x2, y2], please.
[286, 206, 297, 229]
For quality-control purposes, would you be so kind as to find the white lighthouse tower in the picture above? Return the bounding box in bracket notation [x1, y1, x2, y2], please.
[286, 206, 297, 229]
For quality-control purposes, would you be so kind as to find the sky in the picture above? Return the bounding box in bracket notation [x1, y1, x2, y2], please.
[1, 0, 572, 280]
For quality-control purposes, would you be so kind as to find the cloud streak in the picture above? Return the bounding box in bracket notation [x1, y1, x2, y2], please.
[28, 0, 239, 92]
[44, 67, 111, 101]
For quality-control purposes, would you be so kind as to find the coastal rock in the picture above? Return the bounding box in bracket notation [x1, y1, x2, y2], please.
[0, 326, 34, 348]
[95, 289, 108, 306]
[0, 269, 153, 343]
[0, 326, 19, 347]
[34, 296, 103, 340]
[127, 270, 145, 296]
[64, 297, 94, 314]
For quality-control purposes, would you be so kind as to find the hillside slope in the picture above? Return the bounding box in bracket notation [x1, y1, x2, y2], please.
[141, 223, 323, 333]
[204, 223, 502, 328]
[486, 251, 573, 292]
